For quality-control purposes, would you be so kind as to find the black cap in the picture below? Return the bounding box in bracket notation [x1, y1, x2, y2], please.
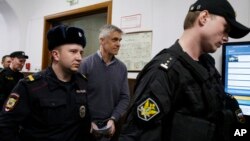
[10, 51, 29, 59]
[47, 25, 86, 51]
[189, 0, 250, 39]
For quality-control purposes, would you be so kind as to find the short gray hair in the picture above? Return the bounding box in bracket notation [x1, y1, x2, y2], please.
[99, 24, 123, 39]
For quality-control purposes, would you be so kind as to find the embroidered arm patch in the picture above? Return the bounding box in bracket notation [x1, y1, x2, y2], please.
[4, 93, 19, 112]
[137, 98, 160, 121]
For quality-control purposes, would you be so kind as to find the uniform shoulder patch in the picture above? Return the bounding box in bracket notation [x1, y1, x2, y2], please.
[160, 54, 176, 70]
[137, 98, 160, 121]
[4, 93, 20, 112]
[25, 73, 42, 82]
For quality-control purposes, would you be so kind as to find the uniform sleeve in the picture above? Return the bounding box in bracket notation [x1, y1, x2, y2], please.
[111, 68, 130, 121]
[135, 67, 173, 121]
[0, 80, 31, 141]
[119, 66, 174, 141]
[0, 72, 6, 107]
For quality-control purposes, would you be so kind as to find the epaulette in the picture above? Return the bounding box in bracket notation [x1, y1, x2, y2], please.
[159, 53, 176, 71]
[78, 73, 88, 81]
[24, 73, 42, 82]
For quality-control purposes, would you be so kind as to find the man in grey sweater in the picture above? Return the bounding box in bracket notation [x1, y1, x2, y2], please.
[79, 24, 130, 141]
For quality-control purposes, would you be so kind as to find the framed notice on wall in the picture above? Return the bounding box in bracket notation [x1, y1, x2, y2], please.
[116, 31, 152, 72]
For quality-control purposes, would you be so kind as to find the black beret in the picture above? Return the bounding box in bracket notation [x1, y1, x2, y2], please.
[47, 25, 86, 50]
[10, 51, 29, 59]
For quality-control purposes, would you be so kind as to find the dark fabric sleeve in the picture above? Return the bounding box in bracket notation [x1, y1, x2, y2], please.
[119, 66, 174, 141]
[0, 72, 6, 108]
[0, 80, 30, 141]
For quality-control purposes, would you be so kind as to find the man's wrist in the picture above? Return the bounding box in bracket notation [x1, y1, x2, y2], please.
[110, 116, 116, 122]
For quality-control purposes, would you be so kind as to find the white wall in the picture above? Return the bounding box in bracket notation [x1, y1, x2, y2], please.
[0, 0, 22, 65]
[0, 14, 8, 67]
[0, 0, 249, 75]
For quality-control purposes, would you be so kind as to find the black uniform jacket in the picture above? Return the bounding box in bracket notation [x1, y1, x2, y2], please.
[0, 67, 92, 141]
[0, 67, 24, 108]
[119, 41, 238, 141]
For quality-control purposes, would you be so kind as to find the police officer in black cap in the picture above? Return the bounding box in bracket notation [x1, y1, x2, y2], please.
[0, 51, 28, 108]
[0, 25, 93, 141]
[120, 0, 250, 141]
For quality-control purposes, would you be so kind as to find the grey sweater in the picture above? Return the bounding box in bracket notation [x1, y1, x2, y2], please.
[79, 52, 130, 121]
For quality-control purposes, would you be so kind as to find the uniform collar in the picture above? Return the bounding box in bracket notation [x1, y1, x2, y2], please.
[6, 67, 16, 73]
[45, 67, 79, 91]
[169, 40, 209, 82]
[2, 67, 22, 76]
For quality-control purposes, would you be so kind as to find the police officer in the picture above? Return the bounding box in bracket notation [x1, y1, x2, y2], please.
[0, 51, 28, 108]
[0, 25, 92, 141]
[1, 55, 11, 69]
[119, 0, 250, 141]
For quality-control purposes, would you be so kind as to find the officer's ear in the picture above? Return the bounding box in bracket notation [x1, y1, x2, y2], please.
[51, 48, 60, 62]
[198, 10, 210, 26]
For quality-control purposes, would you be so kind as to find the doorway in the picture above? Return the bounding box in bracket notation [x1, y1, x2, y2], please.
[41, 1, 112, 69]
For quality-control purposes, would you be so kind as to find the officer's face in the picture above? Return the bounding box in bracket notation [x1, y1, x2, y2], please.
[11, 57, 26, 71]
[200, 13, 229, 53]
[100, 31, 122, 56]
[2, 57, 11, 68]
[53, 44, 84, 73]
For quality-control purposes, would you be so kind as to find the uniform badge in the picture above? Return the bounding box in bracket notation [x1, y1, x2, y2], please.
[27, 74, 35, 81]
[78, 32, 82, 37]
[137, 98, 160, 121]
[235, 109, 246, 123]
[6, 76, 14, 80]
[76, 89, 86, 94]
[4, 93, 20, 112]
[79, 105, 86, 118]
